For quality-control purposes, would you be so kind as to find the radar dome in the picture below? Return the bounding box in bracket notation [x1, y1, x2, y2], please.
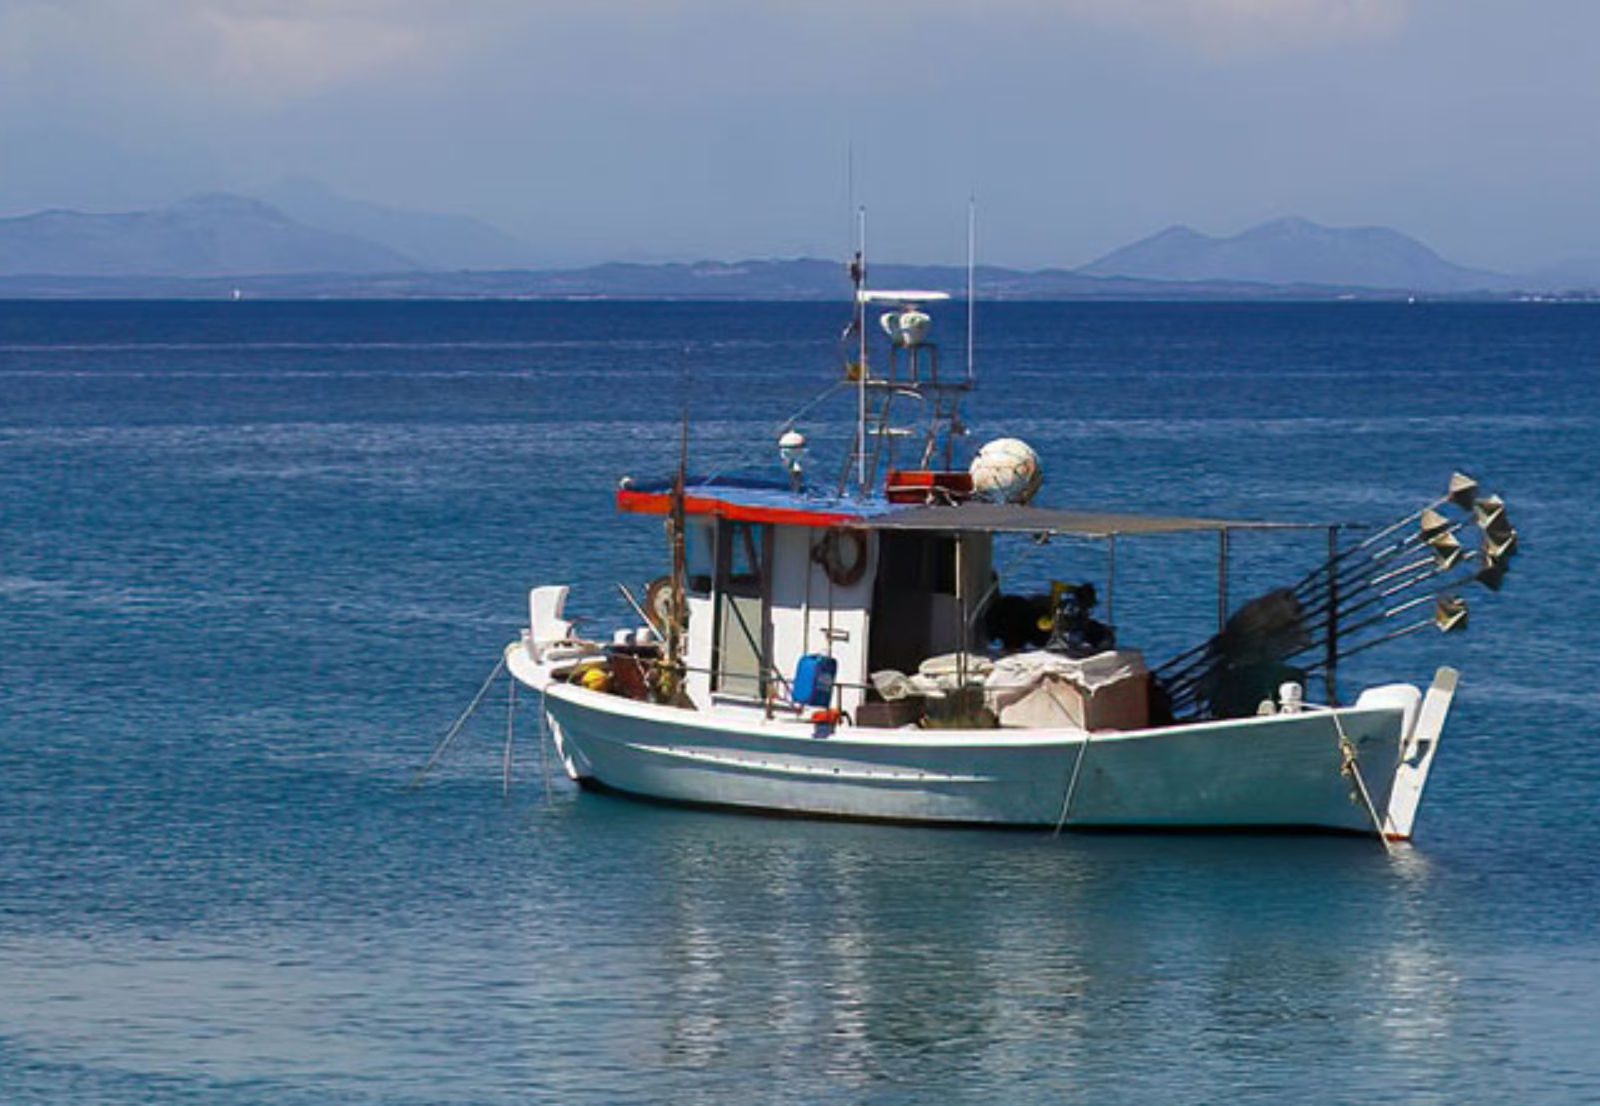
[970, 438, 1042, 504]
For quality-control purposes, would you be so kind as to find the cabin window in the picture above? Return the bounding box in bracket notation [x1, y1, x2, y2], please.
[686, 521, 714, 597]
[713, 521, 771, 699]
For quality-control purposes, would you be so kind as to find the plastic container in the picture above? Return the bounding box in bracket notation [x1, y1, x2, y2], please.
[792, 654, 838, 708]
[884, 469, 975, 504]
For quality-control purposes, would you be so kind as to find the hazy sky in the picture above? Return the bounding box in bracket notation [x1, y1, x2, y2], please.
[1, 0, 1597, 269]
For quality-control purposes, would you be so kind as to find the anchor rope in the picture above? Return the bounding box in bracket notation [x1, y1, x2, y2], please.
[1326, 705, 1394, 852]
[538, 698, 554, 801]
[1052, 731, 1094, 837]
[410, 655, 506, 789]
[503, 675, 517, 798]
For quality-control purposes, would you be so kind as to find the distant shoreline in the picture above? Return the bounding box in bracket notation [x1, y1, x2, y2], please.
[0, 293, 1592, 305]
[7, 197, 1596, 300]
[0, 274, 1590, 304]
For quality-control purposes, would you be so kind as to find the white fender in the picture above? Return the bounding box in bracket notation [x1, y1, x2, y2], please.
[1383, 666, 1458, 841]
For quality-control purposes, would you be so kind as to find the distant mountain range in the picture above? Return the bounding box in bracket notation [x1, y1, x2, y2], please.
[0, 194, 413, 278]
[258, 176, 541, 271]
[1080, 216, 1513, 293]
[1, 190, 1596, 298]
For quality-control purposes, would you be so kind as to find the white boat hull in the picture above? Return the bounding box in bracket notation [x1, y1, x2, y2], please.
[526, 666, 1419, 834]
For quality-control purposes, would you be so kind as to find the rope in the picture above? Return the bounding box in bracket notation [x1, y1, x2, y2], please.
[410, 655, 506, 789]
[1052, 731, 1094, 837]
[778, 379, 847, 435]
[1326, 706, 1394, 852]
[537, 701, 554, 802]
[502, 675, 517, 798]
[698, 379, 847, 488]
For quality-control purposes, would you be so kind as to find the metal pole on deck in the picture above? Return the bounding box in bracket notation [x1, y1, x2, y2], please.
[955, 534, 967, 691]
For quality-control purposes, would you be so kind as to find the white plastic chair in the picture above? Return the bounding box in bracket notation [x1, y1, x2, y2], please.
[528, 585, 574, 661]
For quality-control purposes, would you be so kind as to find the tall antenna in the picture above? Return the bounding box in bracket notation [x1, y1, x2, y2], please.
[966, 194, 977, 385]
[855, 205, 868, 494]
[846, 141, 855, 256]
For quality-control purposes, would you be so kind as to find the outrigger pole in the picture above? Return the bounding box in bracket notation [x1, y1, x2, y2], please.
[1155, 475, 1517, 720]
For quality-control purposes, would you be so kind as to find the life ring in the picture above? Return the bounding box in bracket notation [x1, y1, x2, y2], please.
[813, 528, 869, 588]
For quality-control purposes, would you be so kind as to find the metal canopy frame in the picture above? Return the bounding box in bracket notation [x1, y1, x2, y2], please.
[865, 504, 1346, 689]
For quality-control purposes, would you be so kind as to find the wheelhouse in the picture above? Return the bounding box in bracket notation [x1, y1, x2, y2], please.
[617, 478, 1316, 726]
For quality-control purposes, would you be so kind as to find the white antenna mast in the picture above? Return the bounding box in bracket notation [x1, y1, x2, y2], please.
[856, 204, 868, 494]
[846, 142, 855, 255]
[966, 194, 976, 385]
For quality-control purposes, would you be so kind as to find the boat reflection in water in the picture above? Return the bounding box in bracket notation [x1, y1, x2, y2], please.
[530, 800, 1492, 1101]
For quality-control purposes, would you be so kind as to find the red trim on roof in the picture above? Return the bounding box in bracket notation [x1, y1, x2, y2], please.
[617, 489, 860, 529]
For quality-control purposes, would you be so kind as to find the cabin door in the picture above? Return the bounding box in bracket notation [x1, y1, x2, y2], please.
[714, 521, 771, 699]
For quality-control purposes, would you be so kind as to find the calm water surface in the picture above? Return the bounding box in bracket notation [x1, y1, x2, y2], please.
[1, 301, 1597, 1103]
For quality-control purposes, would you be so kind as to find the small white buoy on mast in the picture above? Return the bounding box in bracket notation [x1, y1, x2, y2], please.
[779, 429, 807, 492]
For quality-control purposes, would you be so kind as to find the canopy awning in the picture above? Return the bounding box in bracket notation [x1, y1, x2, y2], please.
[617, 478, 1325, 536]
[868, 502, 1320, 538]
[617, 478, 870, 528]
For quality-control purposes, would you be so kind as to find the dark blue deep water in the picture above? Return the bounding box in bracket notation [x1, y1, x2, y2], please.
[2, 300, 1597, 1104]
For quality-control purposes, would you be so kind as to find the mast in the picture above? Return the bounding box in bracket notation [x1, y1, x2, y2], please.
[667, 412, 689, 692]
[834, 205, 970, 494]
[855, 206, 868, 495]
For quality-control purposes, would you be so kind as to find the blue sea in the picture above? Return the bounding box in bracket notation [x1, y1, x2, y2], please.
[2, 300, 1597, 1104]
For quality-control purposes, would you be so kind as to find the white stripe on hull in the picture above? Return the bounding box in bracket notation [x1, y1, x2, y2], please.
[540, 683, 1405, 832]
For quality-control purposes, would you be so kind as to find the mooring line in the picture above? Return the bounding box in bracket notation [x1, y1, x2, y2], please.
[537, 705, 554, 801]
[503, 673, 517, 798]
[1327, 706, 1394, 852]
[410, 656, 506, 789]
[1052, 732, 1094, 837]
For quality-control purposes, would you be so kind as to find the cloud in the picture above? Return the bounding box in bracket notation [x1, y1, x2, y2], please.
[0, 1, 464, 106]
[1055, 0, 1409, 53]
[0, 0, 1412, 108]
[192, 3, 441, 99]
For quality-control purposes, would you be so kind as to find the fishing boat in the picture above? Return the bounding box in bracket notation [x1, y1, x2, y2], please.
[500, 243, 1517, 840]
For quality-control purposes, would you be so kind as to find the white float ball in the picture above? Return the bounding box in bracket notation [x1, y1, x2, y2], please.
[970, 438, 1043, 504]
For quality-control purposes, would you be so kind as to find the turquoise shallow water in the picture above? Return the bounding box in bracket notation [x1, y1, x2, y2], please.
[1, 300, 1597, 1103]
